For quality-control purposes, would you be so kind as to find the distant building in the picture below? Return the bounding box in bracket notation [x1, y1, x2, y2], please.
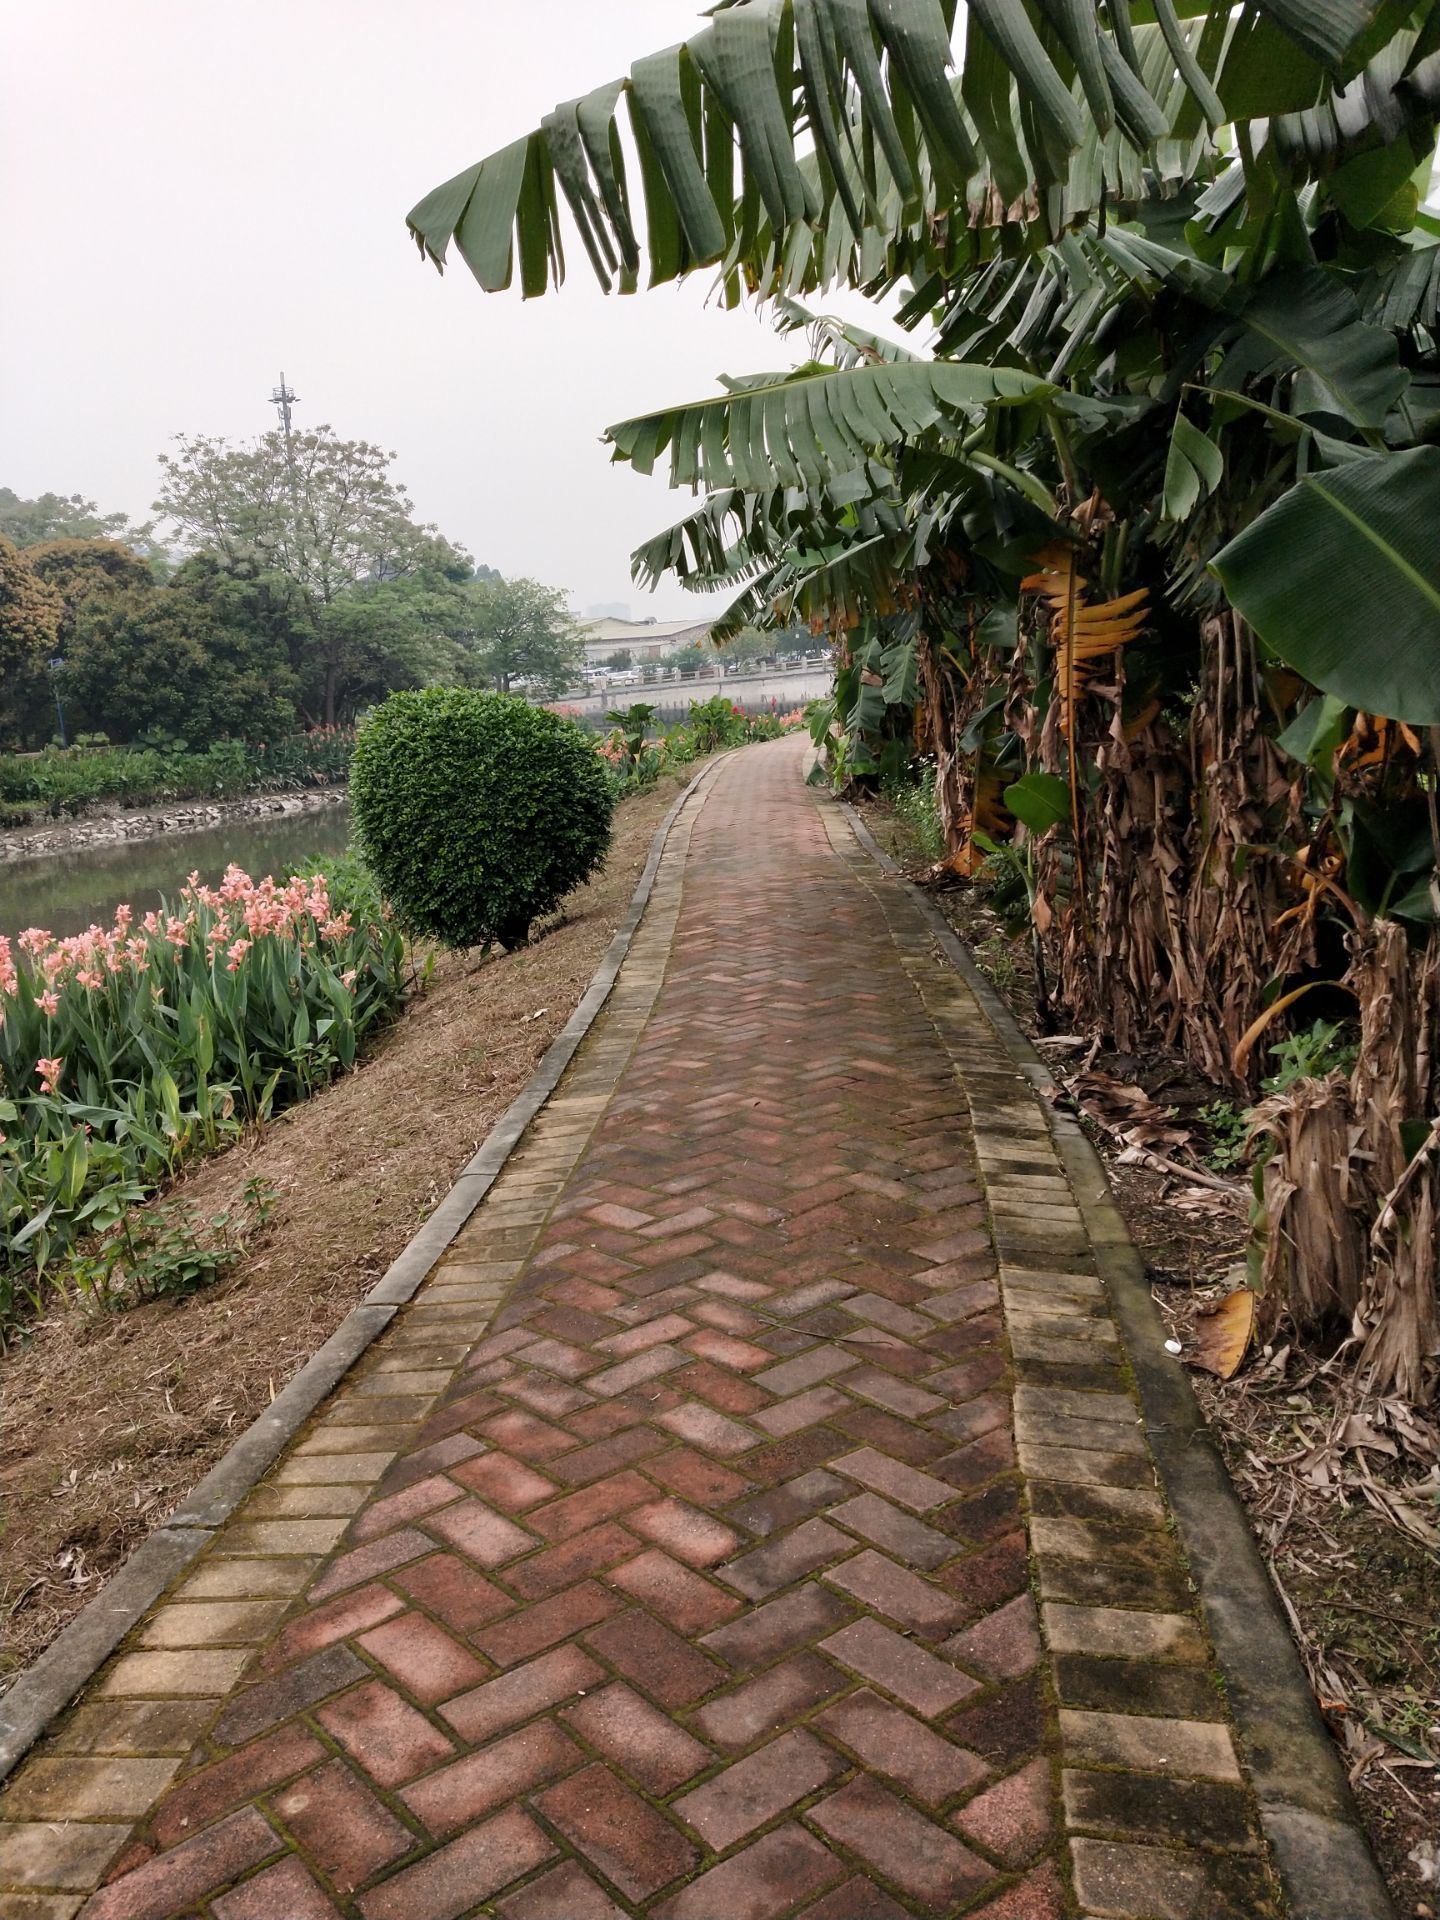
[578, 615, 712, 669]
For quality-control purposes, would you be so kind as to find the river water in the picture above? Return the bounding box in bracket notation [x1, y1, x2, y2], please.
[0, 803, 354, 940]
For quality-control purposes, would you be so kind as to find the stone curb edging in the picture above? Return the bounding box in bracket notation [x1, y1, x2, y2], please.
[838, 798, 1394, 1920]
[0, 756, 725, 1788]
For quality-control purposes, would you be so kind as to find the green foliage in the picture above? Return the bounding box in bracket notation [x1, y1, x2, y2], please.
[1260, 1019, 1360, 1093]
[0, 534, 62, 747]
[351, 688, 613, 949]
[0, 869, 406, 1330]
[883, 765, 945, 861]
[0, 486, 148, 550]
[0, 733, 353, 823]
[1198, 1100, 1251, 1174]
[68, 1179, 275, 1312]
[457, 576, 584, 696]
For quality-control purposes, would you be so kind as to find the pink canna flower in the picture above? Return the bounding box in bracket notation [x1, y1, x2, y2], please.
[36, 1056, 63, 1095]
[38, 990, 60, 1017]
[225, 938, 252, 971]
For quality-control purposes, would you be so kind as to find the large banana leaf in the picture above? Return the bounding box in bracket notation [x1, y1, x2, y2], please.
[406, 0, 1413, 303]
[1212, 445, 1440, 724]
[605, 358, 1054, 490]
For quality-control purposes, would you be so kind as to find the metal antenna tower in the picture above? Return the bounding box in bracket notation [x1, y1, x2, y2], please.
[269, 372, 300, 445]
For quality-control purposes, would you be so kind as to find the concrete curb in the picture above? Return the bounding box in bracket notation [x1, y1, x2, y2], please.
[0, 758, 722, 1788]
[838, 799, 1394, 1920]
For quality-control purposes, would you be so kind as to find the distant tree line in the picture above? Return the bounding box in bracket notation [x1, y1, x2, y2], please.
[0, 435, 583, 752]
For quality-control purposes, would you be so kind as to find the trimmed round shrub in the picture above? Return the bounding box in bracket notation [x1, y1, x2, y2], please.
[350, 688, 612, 949]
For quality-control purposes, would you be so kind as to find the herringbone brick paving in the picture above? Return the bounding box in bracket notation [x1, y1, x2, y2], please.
[2, 741, 1277, 1919]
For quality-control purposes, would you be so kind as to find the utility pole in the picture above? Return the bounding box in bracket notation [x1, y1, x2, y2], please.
[269, 372, 299, 448]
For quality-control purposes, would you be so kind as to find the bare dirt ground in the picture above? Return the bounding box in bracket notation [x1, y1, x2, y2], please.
[860, 793, 1440, 1920]
[0, 769, 700, 1686]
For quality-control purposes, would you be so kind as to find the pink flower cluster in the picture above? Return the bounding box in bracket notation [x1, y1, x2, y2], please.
[2, 866, 352, 1015]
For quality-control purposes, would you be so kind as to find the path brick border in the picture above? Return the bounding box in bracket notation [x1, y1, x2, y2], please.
[0, 756, 728, 1792]
[838, 797, 1393, 1920]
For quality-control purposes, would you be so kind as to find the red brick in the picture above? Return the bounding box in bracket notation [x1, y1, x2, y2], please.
[152, 1722, 324, 1846]
[471, 1579, 621, 1666]
[514, 1336, 604, 1379]
[356, 1805, 554, 1920]
[480, 1409, 576, 1460]
[598, 1311, 694, 1354]
[675, 1728, 842, 1850]
[719, 1517, 849, 1599]
[562, 1682, 711, 1794]
[351, 1473, 462, 1542]
[816, 1688, 988, 1807]
[261, 1582, 403, 1673]
[744, 1429, 845, 1484]
[966, 1859, 1066, 1919]
[796, 1874, 909, 1920]
[608, 1549, 741, 1631]
[944, 1592, 1042, 1681]
[316, 1680, 455, 1786]
[938, 1532, 1030, 1615]
[78, 1806, 280, 1920]
[584, 1609, 725, 1708]
[440, 1643, 602, 1743]
[535, 1762, 699, 1903]
[566, 1399, 646, 1439]
[403, 1720, 581, 1837]
[497, 1860, 628, 1918]
[307, 1527, 433, 1603]
[630, 1497, 740, 1567]
[505, 1520, 639, 1599]
[396, 1552, 515, 1633]
[821, 1618, 979, 1718]
[656, 1401, 758, 1454]
[380, 1430, 485, 1493]
[646, 1448, 749, 1507]
[215, 1643, 366, 1747]
[829, 1491, 954, 1569]
[670, 1358, 770, 1414]
[683, 1329, 774, 1371]
[829, 1405, 952, 1459]
[212, 1856, 338, 1919]
[946, 1674, 1047, 1767]
[417, 1387, 504, 1442]
[501, 1372, 593, 1419]
[825, 1549, 964, 1638]
[693, 1651, 846, 1751]
[953, 1755, 1053, 1865]
[528, 1469, 653, 1540]
[271, 1757, 414, 1891]
[548, 1426, 665, 1486]
[423, 1498, 535, 1567]
[809, 1777, 994, 1909]
[357, 1611, 488, 1703]
[656, 1823, 841, 1920]
[702, 1582, 852, 1668]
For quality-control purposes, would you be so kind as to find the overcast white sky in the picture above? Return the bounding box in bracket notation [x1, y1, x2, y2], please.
[1, 1, 903, 619]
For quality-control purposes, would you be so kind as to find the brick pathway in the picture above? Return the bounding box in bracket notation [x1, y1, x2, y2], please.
[2, 741, 1279, 1919]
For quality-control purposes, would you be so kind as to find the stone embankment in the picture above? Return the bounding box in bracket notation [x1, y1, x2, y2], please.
[1, 788, 347, 865]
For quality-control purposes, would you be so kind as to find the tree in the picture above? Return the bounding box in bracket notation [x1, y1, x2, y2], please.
[0, 487, 149, 550]
[457, 576, 583, 696]
[0, 536, 63, 746]
[154, 427, 472, 725]
[402, 0, 1440, 1397]
[602, 648, 633, 671]
[62, 568, 297, 747]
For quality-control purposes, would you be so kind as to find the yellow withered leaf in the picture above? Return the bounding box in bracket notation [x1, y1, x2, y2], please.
[1190, 1288, 1255, 1380]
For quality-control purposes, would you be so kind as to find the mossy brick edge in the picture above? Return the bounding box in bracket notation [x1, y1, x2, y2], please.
[840, 796, 1394, 1920]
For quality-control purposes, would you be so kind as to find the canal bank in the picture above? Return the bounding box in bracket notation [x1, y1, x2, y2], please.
[0, 790, 351, 939]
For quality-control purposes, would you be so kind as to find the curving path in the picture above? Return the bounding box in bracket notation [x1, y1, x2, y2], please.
[2, 741, 1312, 1917]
